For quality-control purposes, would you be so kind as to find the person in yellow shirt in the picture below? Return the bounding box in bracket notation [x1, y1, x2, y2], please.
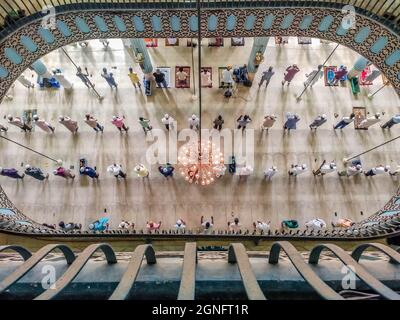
[128, 67, 141, 89]
[134, 164, 149, 178]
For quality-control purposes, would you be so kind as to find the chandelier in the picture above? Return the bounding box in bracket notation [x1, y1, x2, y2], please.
[178, 140, 225, 185]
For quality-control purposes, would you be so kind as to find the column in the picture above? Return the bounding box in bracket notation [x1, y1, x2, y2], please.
[348, 56, 370, 79]
[130, 39, 153, 74]
[247, 37, 270, 74]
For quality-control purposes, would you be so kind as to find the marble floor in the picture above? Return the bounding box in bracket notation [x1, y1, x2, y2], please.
[0, 37, 399, 232]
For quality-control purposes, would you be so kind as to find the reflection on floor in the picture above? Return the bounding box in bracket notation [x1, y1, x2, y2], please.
[0, 37, 399, 232]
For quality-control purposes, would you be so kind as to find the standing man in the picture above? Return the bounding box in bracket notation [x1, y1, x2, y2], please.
[213, 115, 224, 131]
[76, 66, 92, 88]
[153, 69, 168, 88]
[111, 115, 129, 132]
[264, 166, 278, 180]
[188, 114, 200, 130]
[158, 163, 174, 178]
[333, 113, 355, 129]
[59, 115, 78, 133]
[222, 66, 234, 88]
[358, 113, 381, 129]
[283, 113, 300, 131]
[258, 66, 275, 88]
[134, 164, 150, 178]
[261, 115, 277, 131]
[161, 114, 175, 131]
[101, 68, 118, 89]
[33, 115, 55, 133]
[304, 65, 323, 88]
[176, 67, 189, 88]
[381, 114, 400, 129]
[7, 115, 32, 132]
[128, 67, 141, 89]
[281, 64, 300, 86]
[138, 117, 152, 134]
[201, 216, 214, 234]
[236, 115, 252, 131]
[107, 163, 127, 179]
[84, 114, 104, 132]
[253, 221, 270, 233]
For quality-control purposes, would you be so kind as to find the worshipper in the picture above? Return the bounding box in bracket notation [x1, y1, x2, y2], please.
[309, 114, 327, 130]
[158, 163, 174, 178]
[331, 218, 354, 228]
[364, 165, 390, 177]
[111, 115, 129, 132]
[389, 164, 400, 176]
[332, 65, 348, 85]
[313, 160, 337, 176]
[53, 166, 75, 179]
[107, 163, 127, 179]
[338, 164, 363, 177]
[128, 67, 141, 89]
[89, 216, 110, 231]
[175, 219, 186, 232]
[201, 216, 214, 234]
[213, 115, 224, 131]
[222, 66, 234, 88]
[118, 220, 134, 230]
[228, 217, 241, 232]
[134, 164, 149, 178]
[59, 115, 78, 133]
[381, 114, 400, 129]
[201, 68, 212, 87]
[333, 113, 355, 129]
[258, 66, 275, 88]
[237, 115, 252, 131]
[264, 166, 278, 181]
[153, 69, 168, 88]
[161, 114, 175, 131]
[101, 67, 118, 89]
[0, 123, 8, 132]
[76, 66, 92, 88]
[42, 223, 56, 230]
[281, 219, 299, 229]
[304, 65, 323, 88]
[146, 221, 161, 231]
[253, 221, 270, 233]
[281, 64, 300, 86]
[33, 115, 55, 133]
[188, 114, 200, 130]
[17, 74, 35, 88]
[288, 164, 307, 176]
[176, 67, 189, 87]
[238, 165, 254, 177]
[305, 218, 327, 229]
[24, 164, 49, 181]
[59, 221, 82, 231]
[261, 115, 277, 132]
[7, 115, 32, 132]
[283, 113, 300, 131]
[138, 117, 152, 134]
[358, 113, 381, 129]
[0, 167, 24, 179]
[79, 162, 99, 179]
[84, 114, 104, 133]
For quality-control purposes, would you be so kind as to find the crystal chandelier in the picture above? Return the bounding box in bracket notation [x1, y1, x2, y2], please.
[178, 140, 225, 185]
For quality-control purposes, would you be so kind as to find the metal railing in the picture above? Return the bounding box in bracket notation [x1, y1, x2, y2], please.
[0, 1, 400, 38]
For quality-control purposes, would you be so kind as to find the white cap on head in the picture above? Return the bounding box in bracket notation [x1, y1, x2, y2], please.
[112, 116, 117, 120]
[164, 114, 169, 119]
[321, 114, 327, 119]
[192, 114, 196, 120]
[7, 114, 12, 120]
[25, 164, 31, 169]
[385, 165, 390, 170]
[356, 164, 362, 169]
[272, 166, 277, 170]
[375, 113, 381, 117]
[53, 169, 58, 175]
[177, 219, 182, 225]
[302, 164, 307, 169]
[58, 115, 64, 121]
[88, 224, 95, 230]
[33, 115, 39, 120]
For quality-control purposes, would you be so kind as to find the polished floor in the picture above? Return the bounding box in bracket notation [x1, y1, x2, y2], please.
[0, 37, 399, 231]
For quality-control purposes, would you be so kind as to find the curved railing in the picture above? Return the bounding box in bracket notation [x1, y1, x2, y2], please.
[1, 241, 400, 300]
[0, 0, 399, 36]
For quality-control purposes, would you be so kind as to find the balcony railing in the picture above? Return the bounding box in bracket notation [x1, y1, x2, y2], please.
[0, 0, 400, 39]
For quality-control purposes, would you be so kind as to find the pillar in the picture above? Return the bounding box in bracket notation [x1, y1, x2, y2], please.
[348, 56, 370, 79]
[130, 39, 153, 74]
[247, 37, 270, 74]
[31, 60, 52, 79]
